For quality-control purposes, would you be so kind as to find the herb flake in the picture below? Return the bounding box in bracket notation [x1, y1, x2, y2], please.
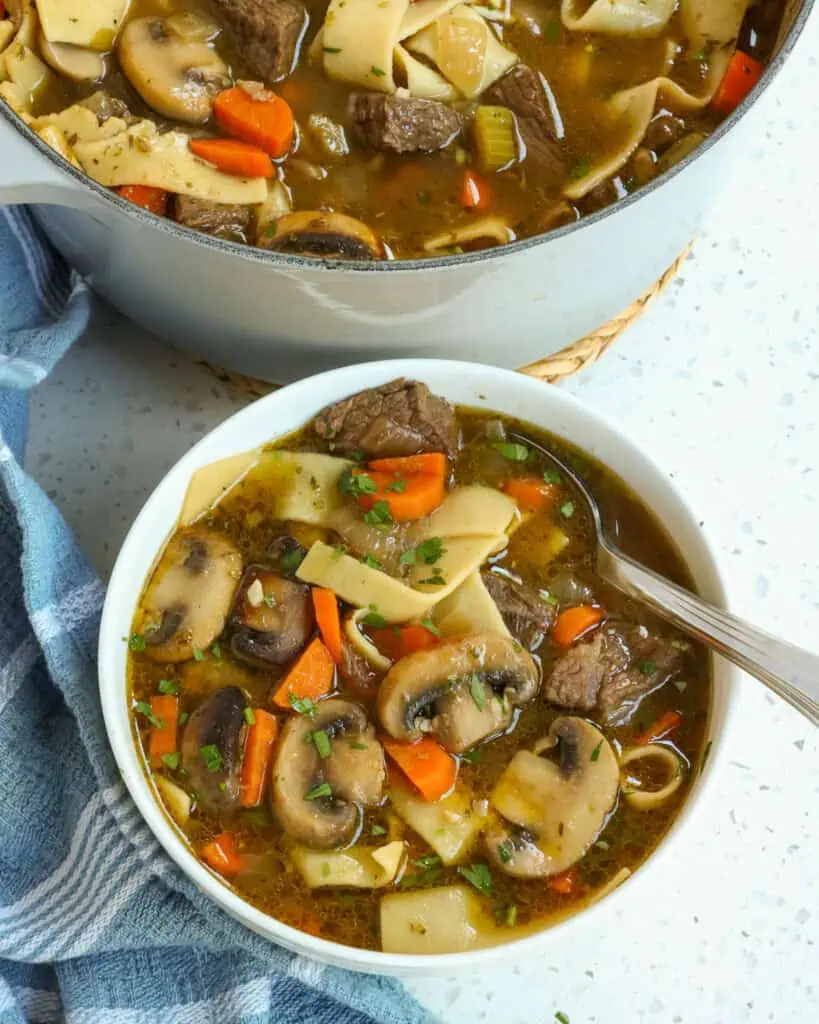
[492, 441, 529, 462]
[457, 862, 493, 896]
[305, 782, 332, 801]
[200, 744, 223, 773]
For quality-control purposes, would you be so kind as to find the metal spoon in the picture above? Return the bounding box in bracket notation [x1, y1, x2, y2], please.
[541, 447, 819, 727]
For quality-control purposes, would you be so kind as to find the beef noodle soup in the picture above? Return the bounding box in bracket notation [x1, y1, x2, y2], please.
[126, 379, 711, 953]
[2, 0, 784, 259]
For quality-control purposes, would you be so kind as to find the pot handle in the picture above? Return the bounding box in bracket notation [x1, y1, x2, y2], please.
[0, 110, 89, 207]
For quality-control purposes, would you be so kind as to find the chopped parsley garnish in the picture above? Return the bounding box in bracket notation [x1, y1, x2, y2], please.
[157, 679, 179, 695]
[311, 729, 332, 759]
[364, 500, 394, 526]
[305, 782, 332, 801]
[505, 903, 518, 927]
[161, 752, 180, 770]
[322, 45, 341, 53]
[289, 694, 317, 717]
[347, 449, 366, 463]
[340, 467, 377, 498]
[200, 744, 223, 773]
[243, 706, 256, 725]
[322, 861, 331, 877]
[279, 547, 305, 575]
[492, 441, 529, 462]
[370, 65, 386, 77]
[457, 862, 493, 895]
[567, 155, 591, 181]
[386, 477, 407, 493]
[497, 841, 513, 865]
[420, 618, 440, 636]
[638, 659, 658, 676]
[469, 673, 486, 711]
[370, 823, 387, 836]
[348, 741, 368, 750]
[555, 1013, 571, 1024]
[400, 537, 445, 566]
[540, 590, 559, 606]
[128, 633, 146, 652]
[590, 739, 603, 762]
[461, 749, 482, 763]
[362, 604, 387, 629]
[361, 553, 384, 571]
[192, 647, 205, 662]
[135, 701, 164, 728]
[419, 570, 446, 586]
[412, 854, 441, 869]
[178, 711, 189, 726]
[211, 642, 222, 659]
[543, 468, 562, 484]
[559, 501, 575, 519]
[331, 545, 347, 561]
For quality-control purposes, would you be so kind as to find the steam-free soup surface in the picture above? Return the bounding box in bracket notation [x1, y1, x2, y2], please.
[127, 380, 710, 953]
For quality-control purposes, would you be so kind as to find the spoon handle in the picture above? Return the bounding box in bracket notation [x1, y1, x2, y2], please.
[598, 543, 819, 727]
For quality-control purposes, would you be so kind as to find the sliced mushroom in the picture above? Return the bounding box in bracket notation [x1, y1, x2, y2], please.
[180, 686, 248, 814]
[38, 32, 105, 82]
[140, 527, 242, 663]
[260, 211, 384, 260]
[118, 17, 230, 124]
[485, 716, 619, 878]
[377, 633, 540, 754]
[273, 699, 385, 849]
[229, 566, 313, 665]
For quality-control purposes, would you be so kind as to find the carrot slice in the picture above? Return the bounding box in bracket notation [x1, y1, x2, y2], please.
[382, 736, 457, 801]
[356, 472, 446, 522]
[213, 85, 295, 159]
[711, 50, 764, 115]
[148, 695, 179, 767]
[547, 868, 579, 895]
[239, 709, 279, 807]
[552, 605, 603, 647]
[272, 636, 335, 709]
[503, 476, 558, 510]
[371, 624, 439, 662]
[202, 832, 243, 876]
[368, 453, 448, 477]
[461, 168, 491, 210]
[188, 137, 274, 178]
[312, 588, 343, 664]
[635, 709, 682, 746]
[116, 185, 169, 216]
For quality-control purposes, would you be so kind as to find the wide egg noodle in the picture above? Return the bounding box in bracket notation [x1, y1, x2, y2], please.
[417, 484, 517, 538]
[432, 571, 511, 638]
[563, 0, 751, 200]
[322, 0, 410, 92]
[393, 44, 461, 101]
[35, 0, 127, 51]
[345, 607, 393, 671]
[560, 0, 676, 37]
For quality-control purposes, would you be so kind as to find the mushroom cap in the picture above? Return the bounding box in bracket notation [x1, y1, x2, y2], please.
[486, 716, 619, 877]
[38, 32, 106, 82]
[230, 566, 314, 665]
[180, 685, 248, 814]
[118, 17, 230, 124]
[260, 211, 384, 260]
[140, 527, 242, 663]
[272, 699, 385, 849]
[377, 633, 540, 754]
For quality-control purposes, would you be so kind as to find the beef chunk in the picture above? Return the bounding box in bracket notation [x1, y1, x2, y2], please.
[484, 65, 564, 181]
[313, 378, 458, 457]
[482, 571, 556, 651]
[173, 196, 252, 244]
[212, 0, 307, 82]
[545, 625, 682, 722]
[544, 631, 630, 712]
[349, 93, 461, 154]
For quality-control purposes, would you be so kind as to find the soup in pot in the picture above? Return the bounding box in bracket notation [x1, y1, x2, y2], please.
[1, 0, 785, 258]
[126, 379, 711, 953]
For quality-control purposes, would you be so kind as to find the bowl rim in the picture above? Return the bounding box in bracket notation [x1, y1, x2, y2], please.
[98, 358, 739, 972]
[3, 0, 814, 274]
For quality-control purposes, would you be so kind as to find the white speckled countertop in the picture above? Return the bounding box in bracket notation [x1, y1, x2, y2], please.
[23, 12, 819, 1024]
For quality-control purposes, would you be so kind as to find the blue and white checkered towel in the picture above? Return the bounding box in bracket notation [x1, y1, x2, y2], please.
[0, 207, 435, 1024]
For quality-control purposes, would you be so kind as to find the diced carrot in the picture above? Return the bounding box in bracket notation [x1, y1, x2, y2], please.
[635, 709, 682, 746]
[355, 470, 446, 522]
[116, 185, 169, 216]
[552, 605, 603, 647]
[382, 736, 457, 802]
[461, 168, 491, 210]
[368, 453, 448, 477]
[202, 831, 243, 876]
[711, 50, 764, 115]
[188, 137, 274, 179]
[503, 476, 559, 510]
[312, 588, 343, 664]
[371, 624, 439, 662]
[239, 709, 279, 808]
[148, 695, 179, 767]
[272, 636, 335, 709]
[547, 869, 579, 895]
[213, 85, 295, 159]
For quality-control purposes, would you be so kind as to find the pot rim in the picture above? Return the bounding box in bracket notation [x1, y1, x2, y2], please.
[1, 0, 814, 273]
[98, 358, 741, 974]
